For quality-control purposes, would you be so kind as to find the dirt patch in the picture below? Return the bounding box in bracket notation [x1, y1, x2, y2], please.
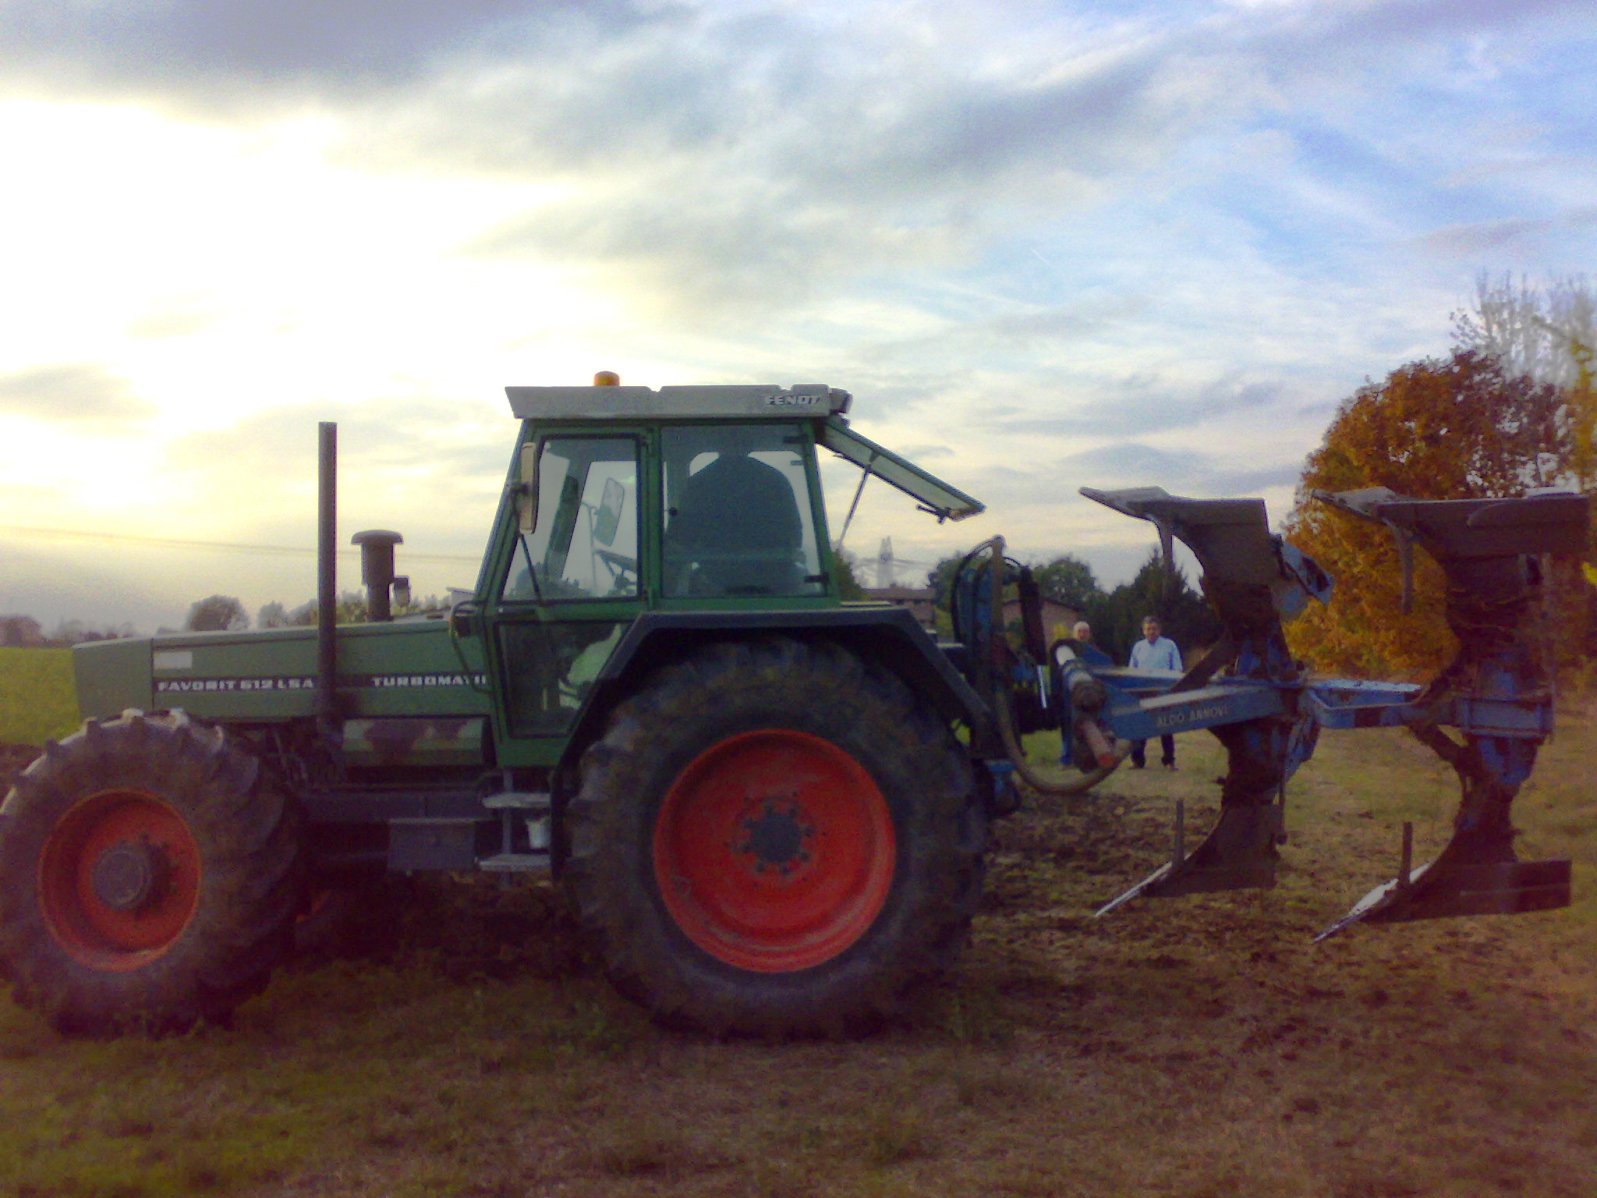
[0, 723, 1594, 1197]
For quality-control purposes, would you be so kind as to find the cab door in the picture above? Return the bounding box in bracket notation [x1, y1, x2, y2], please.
[483, 432, 648, 765]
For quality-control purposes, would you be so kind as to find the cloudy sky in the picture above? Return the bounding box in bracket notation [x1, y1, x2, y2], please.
[1, 0, 1593, 632]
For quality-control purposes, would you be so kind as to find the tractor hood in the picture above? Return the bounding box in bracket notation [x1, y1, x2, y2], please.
[74, 617, 490, 724]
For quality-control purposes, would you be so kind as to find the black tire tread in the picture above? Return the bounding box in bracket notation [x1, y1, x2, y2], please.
[564, 637, 984, 1037]
[0, 711, 303, 1035]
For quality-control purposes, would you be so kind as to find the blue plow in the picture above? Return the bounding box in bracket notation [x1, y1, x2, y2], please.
[1065, 484, 1589, 937]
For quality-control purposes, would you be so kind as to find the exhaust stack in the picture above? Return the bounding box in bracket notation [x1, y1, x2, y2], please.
[317, 422, 338, 738]
[353, 530, 406, 622]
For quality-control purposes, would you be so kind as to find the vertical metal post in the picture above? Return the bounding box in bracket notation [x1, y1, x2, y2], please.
[317, 422, 338, 738]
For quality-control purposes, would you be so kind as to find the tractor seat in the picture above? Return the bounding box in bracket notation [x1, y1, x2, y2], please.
[664, 455, 805, 596]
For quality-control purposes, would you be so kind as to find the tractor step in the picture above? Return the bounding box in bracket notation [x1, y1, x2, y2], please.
[1096, 800, 1281, 916]
[483, 790, 550, 811]
[477, 852, 551, 874]
[481, 789, 552, 874]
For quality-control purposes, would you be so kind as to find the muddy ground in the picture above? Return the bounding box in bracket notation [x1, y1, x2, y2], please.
[1, 725, 1594, 1196]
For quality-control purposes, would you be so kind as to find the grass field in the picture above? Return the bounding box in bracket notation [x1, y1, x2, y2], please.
[0, 661, 1593, 1196]
[0, 648, 80, 747]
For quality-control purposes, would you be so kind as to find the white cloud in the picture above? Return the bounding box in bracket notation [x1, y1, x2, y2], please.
[0, 0, 1594, 629]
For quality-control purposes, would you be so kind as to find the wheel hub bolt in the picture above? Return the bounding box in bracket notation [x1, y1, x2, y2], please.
[738, 799, 813, 875]
[90, 842, 164, 911]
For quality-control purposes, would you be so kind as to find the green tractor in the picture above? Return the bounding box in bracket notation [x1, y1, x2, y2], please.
[8, 376, 1584, 1038]
[0, 378, 1009, 1036]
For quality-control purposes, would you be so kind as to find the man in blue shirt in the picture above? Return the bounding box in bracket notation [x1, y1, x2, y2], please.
[1128, 615, 1182, 769]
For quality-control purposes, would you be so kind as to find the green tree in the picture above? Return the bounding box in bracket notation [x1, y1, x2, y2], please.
[925, 553, 967, 608]
[276, 590, 445, 626]
[926, 550, 1111, 642]
[257, 601, 290, 629]
[185, 595, 249, 632]
[1030, 554, 1101, 609]
[1285, 349, 1571, 676]
[286, 591, 371, 626]
[832, 548, 868, 600]
[1086, 550, 1217, 665]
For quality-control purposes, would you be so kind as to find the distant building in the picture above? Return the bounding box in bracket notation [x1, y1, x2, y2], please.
[862, 590, 1078, 642]
[863, 586, 938, 631]
[1002, 598, 1079, 643]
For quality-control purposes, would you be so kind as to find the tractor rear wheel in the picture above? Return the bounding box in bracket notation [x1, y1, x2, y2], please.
[0, 712, 302, 1034]
[565, 638, 984, 1036]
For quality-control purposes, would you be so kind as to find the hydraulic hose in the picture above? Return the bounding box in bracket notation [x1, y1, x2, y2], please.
[982, 536, 1125, 798]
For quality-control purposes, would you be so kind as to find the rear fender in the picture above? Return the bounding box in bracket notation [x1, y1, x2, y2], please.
[557, 609, 989, 772]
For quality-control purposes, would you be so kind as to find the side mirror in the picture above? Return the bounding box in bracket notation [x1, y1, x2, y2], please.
[593, 476, 624, 547]
[517, 443, 541, 533]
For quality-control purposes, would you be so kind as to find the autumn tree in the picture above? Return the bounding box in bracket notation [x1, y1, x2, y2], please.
[1284, 349, 1569, 676]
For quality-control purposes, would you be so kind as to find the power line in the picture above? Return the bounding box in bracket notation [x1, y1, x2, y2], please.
[0, 525, 481, 564]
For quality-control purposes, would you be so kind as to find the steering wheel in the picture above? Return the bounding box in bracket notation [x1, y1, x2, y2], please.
[596, 548, 638, 590]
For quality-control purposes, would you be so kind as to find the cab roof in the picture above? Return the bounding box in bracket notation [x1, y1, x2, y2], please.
[503, 381, 983, 523]
[506, 383, 851, 421]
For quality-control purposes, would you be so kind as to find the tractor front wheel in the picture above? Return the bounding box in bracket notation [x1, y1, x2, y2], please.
[565, 638, 984, 1036]
[0, 712, 302, 1034]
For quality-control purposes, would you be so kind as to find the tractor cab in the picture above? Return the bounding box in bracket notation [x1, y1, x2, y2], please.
[497, 379, 982, 609]
[499, 382, 849, 609]
[479, 380, 983, 767]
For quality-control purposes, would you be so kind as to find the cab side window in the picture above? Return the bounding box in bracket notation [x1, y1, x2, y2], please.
[502, 437, 639, 602]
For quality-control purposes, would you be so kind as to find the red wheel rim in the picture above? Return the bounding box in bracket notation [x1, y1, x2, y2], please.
[652, 730, 895, 972]
[38, 790, 202, 971]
